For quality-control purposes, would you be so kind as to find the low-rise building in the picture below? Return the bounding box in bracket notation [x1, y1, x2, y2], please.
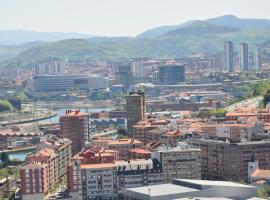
[124, 179, 258, 200]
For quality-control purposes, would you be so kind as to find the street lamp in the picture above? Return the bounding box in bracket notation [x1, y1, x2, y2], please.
[148, 188, 151, 200]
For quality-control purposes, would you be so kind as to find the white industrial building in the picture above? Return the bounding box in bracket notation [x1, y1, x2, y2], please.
[124, 179, 258, 200]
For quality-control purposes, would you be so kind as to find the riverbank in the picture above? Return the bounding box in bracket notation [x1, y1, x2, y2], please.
[0, 111, 57, 126]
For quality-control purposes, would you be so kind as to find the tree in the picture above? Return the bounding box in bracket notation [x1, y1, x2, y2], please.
[0, 100, 13, 112]
[198, 110, 211, 118]
[257, 185, 270, 199]
[1, 152, 9, 163]
[210, 108, 226, 118]
[238, 74, 248, 81]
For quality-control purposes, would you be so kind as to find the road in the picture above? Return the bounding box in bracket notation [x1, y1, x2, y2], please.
[226, 96, 263, 112]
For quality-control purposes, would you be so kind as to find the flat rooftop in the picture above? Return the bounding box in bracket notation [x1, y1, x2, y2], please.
[175, 179, 255, 188]
[127, 183, 199, 197]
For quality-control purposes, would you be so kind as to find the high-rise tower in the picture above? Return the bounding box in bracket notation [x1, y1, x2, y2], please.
[239, 43, 249, 71]
[224, 41, 234, 72]
[126, 91, 145, 136]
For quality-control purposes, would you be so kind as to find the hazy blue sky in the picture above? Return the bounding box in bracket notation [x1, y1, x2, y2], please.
[1, 0, 270, 36]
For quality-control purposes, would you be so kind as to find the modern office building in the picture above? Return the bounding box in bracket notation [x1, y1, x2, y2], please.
[151, 143, 201, 183]
[239, 43, 249, 71]
[188, 139, 270, 182]
[33, 74, 108, 92]
[158, 65, 185, 84]
[132, 61, 145, 79]
[224, 41, 234, 72]
[126, 91, 146, 136]
[60, 110, 89, 155]
[35, 61, 65, 75]
[254, 45, 262, 71]
[112, 64, 132, 89]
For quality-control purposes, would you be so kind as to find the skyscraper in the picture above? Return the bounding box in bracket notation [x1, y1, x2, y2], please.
[239, 43, 249, 71]
[126, 91, 145, 136]
[254, 45, 262, 71]
[224, 41, 234, 72]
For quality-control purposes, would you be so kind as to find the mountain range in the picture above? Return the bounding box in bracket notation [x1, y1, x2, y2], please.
[0, 30, 96, 45]
[1, 15, 270, 66]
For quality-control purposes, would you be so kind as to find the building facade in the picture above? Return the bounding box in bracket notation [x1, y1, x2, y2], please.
[60, 110, 89, 155]
[126, 91, 145, 136]
[239, 43, 249, 71]
[224, 41, 234, 72]
[158, 65, 185, 84]
[33, 74, 108, 92]
[188, 139, 270, 182]
[35, 61, 65, 75]
[254, 45, 262, 71]
[151, 143, 201, 183]
[20, 137, 72, 199]
[131, 62, 144, 79]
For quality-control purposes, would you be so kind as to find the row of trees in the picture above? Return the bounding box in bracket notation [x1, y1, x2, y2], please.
[198, 108, 226, 119]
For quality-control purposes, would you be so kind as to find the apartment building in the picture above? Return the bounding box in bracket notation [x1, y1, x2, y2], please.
[201, 122, 264, 142]
[115, 159, 163, 191]
[107, 138, 143, 160]
[20, 137, 72, 198]
[20, 163, 49, 200]
[133, 120, 169, 145]
[60, 110, 89, 155]
[151, 143, 201, 183]
[188, 138, 270, 182]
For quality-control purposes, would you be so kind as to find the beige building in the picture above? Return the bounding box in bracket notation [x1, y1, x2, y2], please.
[151, 143, 201, 183]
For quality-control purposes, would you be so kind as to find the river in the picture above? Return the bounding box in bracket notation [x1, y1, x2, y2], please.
[40, 107, 113, 123]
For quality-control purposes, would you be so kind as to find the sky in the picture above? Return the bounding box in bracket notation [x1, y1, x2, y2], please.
[1, 0, 270, 36]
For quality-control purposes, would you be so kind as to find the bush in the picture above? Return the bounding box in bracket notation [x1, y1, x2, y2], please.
[0, 100, 13, 112]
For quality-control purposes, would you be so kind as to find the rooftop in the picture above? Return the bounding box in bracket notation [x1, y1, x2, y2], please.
[128, 148, 151, 154]
[61, 110, 88, 118]
[127, 183, 198, 197]
[20, 162, 47, 170]
[80, 163, 115, 169]
[175, 179, 255, 188]
[28, 148, 55, 158]
[108, 138, 142, 145]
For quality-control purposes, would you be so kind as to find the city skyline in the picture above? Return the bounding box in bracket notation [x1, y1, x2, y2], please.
[1, 0, 270, 36]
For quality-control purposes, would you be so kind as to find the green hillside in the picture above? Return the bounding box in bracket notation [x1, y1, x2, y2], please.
[7, 29, 270, 67]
